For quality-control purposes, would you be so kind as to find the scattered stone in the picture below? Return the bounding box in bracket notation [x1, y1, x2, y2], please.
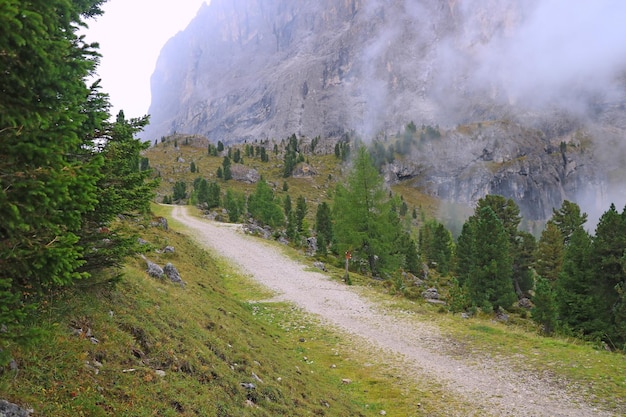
[292, 163, 317, 178]
[422, 287, 439, 300]
[150, 217, 168, 230]
[163, 263, 184, 286]
[341, 378, 352, 384]
[461, 312, 471, 319]
[122, 368, 136, 373]
[89, 337, 99, 344]
[146, 260, 164, 279]
[9, 359, 18, 372]
[313, 261, 327, 272]
[155, 370, 166, 377]
[108, 310, 114, 318]
[137, 238, 149, 245]
[495, 308, 509, 323]
[240, 382, 256, 390]
[517, 297, 532, 309]
[306, 237, 317, 255]
[380, 410, 387, 415]
[251, 372, 263, 383]
[0, 399, 32, 417]
[163, 246, 175, 253]
[330, 364, 336, 369]
[245, 399, 257, 408]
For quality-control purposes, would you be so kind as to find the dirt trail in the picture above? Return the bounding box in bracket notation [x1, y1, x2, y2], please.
[172, 206, 614, 417]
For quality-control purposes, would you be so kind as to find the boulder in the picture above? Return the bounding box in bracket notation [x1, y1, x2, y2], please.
[164, 263, 184, 286]
[0, 399, 32, 417]
[146, 260, 164, 279]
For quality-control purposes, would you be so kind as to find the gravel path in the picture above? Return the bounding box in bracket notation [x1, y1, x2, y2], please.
[172, 206, 616, 417]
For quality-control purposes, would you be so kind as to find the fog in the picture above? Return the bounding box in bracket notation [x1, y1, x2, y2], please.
[437, 0, 626, 115]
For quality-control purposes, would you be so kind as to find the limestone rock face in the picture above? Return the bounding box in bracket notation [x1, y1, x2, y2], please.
[145, 0, 626, 223]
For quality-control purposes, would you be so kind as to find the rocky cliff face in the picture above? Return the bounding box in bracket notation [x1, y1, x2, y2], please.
[145, 0, 626, 224]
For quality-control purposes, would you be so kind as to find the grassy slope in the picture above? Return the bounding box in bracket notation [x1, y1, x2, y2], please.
[0, 205, 476, 417]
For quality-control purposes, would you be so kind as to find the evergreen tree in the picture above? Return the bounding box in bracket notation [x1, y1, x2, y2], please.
[332, 147, 402, 275]
[550, 200, 588, 246]
[419, 220, 453, 275]
[190, 161, 197, 173]
[217, 141, 224, 152]
[247, 179, 284, 228]
[315, 202, 333, 247]
[196, 178, 210, 207]
[456, 206, 516, 311]
[0, 0, 108, 359]
[283, 195, 292, 217]
[556, 227, 597, 337]
[295, 196, 307, 234]
[589, 204, 626, 345]
[532, 275, 558, 335]
[173, 181, 187, 201]
[534, 222, 564, 283]
[79, 111, 159, 273]
[223, 189, 245, 222]
[222, 156, 232, 180]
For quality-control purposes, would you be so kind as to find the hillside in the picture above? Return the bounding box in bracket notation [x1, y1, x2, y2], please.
[2, 205, 624, 416]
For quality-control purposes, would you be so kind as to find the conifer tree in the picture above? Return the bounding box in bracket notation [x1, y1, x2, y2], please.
[315, 202, 333, 247]
[0, 0, 108, 359]
[247, 179, 284, 228]
[332, 147, 402, 275]
[532, 275, 558, 335]
[295, 196, 307, 234]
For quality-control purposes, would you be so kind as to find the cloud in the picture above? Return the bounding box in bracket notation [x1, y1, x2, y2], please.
[444, 0, 626, 112]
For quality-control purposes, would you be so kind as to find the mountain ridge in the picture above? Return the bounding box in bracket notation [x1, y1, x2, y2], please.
[143, 0, 626, 223]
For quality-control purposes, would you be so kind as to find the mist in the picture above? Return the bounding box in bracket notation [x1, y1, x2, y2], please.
[436, 0, 626, 116]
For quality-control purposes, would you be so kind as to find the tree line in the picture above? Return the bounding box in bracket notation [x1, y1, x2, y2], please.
[183, 140, 626, 350]
[0, 0, 158, 362]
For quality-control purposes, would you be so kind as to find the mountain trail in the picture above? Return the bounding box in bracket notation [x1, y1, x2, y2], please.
[171, 205, 615, 417]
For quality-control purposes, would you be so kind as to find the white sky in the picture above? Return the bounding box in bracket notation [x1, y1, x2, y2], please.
[84, 0, 208, 118]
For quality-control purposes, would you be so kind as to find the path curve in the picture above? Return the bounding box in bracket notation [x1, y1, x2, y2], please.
[171, 206, 615, 417]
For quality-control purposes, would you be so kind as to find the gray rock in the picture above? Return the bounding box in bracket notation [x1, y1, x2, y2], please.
[163, 246, 175, 253]
[0, 399, 32, 417]
[230, 164, 260, 183]
[137, 238, 149, 246]
[306, 237, 317, 256]
[150, 217, 168, 230]
[313, 261, 327, 272]
[422, 287, 439, 300]
[164, 263, 184, 286]
[146, 260, 164, 279]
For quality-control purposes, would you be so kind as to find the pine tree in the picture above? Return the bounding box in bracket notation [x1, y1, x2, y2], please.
[532, 275, 558, 335]
[589, 204, 626, 345]
[173, 181, 187, 201]
[247, 179, 284, 228]
[556, 227, 597, 337]
[550, 200, 588, 246]
[534, 222, 564, 283]
[0, 0, 108, 359]
[456, 206, 515, 311]
[295, 196, 307, 234]
[222, 156, 232, 180]
[315, 202, 333, 247]
[223, 189, 245, 222]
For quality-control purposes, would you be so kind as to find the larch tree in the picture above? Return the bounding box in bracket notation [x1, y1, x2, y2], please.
[332, 147, 402, 276]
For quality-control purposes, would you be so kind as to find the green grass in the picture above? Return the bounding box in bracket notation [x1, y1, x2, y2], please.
[0, 208, 479, 416]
